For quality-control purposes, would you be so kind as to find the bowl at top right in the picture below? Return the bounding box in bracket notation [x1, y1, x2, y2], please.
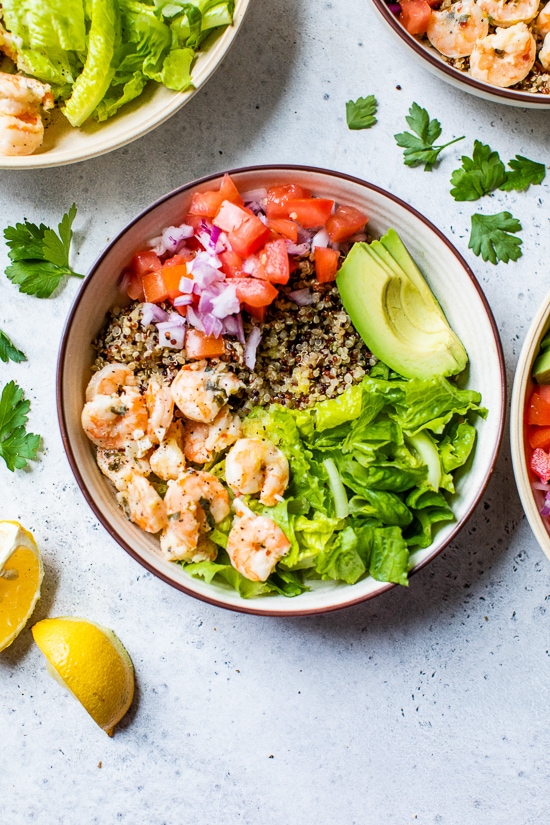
[511, 290, 550, 561]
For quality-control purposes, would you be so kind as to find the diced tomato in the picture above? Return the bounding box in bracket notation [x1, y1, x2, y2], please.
[126, 271, 145, 301]
[142, 265, 186, 303]
[228, 216, 270, 258]
[285, 198, 334, 229]
[288, 257, 300, 274]
[232, 277, 278, 307]
[219, 250, 244, 278]
[266, 218, 299, 242]
[244, 303, 267, 323]
[266, 184, 311, 219]
[528, 426, 550, 451]
[326, 205, 368, 243]
[527, 390, 550, 426]
[314, 246, 340, 283]
[400, 0, 432, 35]
[213, 200, 250, 232]
[164, 251, 194, 267]
[258, 239, 290, 285]
[188, 173, 243, 217]
[539, 385, 550, 403]
[132, 249, 162, 277]
[185, 328, 226, 359]
[531, 447, 550, 484]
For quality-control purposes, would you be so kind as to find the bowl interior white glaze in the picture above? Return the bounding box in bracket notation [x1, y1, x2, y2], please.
[0, 0, 250, 169]
[58, 166, 506, 615]
[511, 292, 550, 561]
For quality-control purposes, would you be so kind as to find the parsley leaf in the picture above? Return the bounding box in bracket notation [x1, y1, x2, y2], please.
[4, 204, 83, 298]
[499, 155, 547, 192]
[394, 103, 464, 172]
[0, 381, 40, 471]
[469, 211, 523, 265]
[346, 95, 377, 130]
[450, 140, 507, 201]
[0, 330, 26, 364]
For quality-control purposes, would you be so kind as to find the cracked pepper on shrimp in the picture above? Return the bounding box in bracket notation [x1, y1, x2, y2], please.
[398, 0, 550, 90]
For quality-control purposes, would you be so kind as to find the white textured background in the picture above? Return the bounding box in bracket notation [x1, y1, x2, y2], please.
[1, 1, 549, 822]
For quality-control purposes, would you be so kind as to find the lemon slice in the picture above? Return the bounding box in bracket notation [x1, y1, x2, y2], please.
[32, 617, 134, 736]
[0, 520, 43, 652]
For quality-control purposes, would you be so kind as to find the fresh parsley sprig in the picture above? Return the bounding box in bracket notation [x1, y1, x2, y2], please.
[346, 95, 377, 130]
[0, 330, 26, 364]
[0, 380, 40, 471]
[394, 103, 464, 172]
[469, 211, 523, 265]
[4, 204, 83, 298]
[450, 141, 546, 201]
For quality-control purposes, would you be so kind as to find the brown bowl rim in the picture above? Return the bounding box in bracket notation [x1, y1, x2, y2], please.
[371, 0, 550, 106]
[56, 164, 507, 617]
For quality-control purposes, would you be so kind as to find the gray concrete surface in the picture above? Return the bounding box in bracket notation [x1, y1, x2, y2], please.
[1, 1, 549, 822]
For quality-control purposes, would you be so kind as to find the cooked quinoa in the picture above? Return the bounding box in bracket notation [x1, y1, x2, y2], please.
[92, 253, 376, 412]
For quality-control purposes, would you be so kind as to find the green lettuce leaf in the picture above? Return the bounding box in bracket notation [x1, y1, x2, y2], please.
[315, 525, 369, 585]
[367, 525, 409, 586]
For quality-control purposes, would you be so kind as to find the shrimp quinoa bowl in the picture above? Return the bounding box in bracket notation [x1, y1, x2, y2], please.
[373, 0, 550, 107]
[58, 166, 506, 615]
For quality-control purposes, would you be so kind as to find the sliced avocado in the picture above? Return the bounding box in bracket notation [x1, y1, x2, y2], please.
[533, 348, 550, 383]
[336, 233, 468, 380]
[539, 332, 550, 353]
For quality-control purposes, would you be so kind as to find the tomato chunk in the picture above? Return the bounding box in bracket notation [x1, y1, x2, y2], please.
[126, 271, 145, 301]
[528, 426, 550, 451]
[213, 200, 250, 232]
[219, 250, 244, 278]
[232, 277, 278, 307]
[228, 216, 270, 258]
[188, 173, 243, 217]
[164, 252, 194, 267]
[527, 390, 550, 426]
[266, 184, 311, 219]
[286, 198, 334, 228]
[531, 447, 550, 484]
[314, 246, 340, 283]
[267, 218, 299, 242]
[142, 265, 186, 303]
[254, 239, 290, 285]
[132, 249, 162, 277]
[326, 205, 368, 243]
[244, 303, 267, 323]
[400, 0, 432, 35]
[185, 329, 226, 359]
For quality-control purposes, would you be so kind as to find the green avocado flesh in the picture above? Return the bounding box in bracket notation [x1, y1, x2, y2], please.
[533, 348, 550, 384]
[336, 230, 468, 380]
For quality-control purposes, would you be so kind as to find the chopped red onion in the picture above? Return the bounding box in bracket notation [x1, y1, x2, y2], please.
[223, 313, 245, 344]
[297, 225, 315, 243]
[244, 326, 261, 369]
[156, 324, 185, 349]
[150, 223, 194, 256]
[532, 481, 550, 491]
[142, 303, 169, 326]
[202, 314, 224, 338]
[179, 276, 194, 293]
[211, 284, 240, 318]
[199, 291, 215, 314]
[541, 504, 550, 517]
[241, 188, 268, 203]
[194, 250, 222, 270]
[347, 232, 367, 243]
[311, 228, 330, 248]
[387, 2, 401, 13]
[287, 288, 316, 306]
[186, 306, 204, 332]
[173, 294, 194, 307]
[285, 241, 311, 256]
[118, 270, 131, 294]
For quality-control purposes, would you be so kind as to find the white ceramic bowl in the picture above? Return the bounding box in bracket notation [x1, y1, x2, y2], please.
[57, 165, 506, 616]
[511, 291, 550, 561]
[0, 0, 250, 170]
[371, 0, 550, 109]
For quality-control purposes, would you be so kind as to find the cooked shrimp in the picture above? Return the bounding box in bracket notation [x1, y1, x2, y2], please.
[159, 470, 230, 562]
[478, 0, 539, 27]
[82, 364, 148, 450]
[427, 0, 489, 58]
[539, 31, 550, 67]
[183, 405, 243, 464]
[470, 23, 536, 86]
[225, 438, 289, 506]
[537, 2, 550, 37]
[171, 360, 243, 424]
[146, 378, 174, 444]
[0, 72, 53, 157]
[226, 512, 291, 582]
[149, 421, 186, 481]
[96, 449, 151, 491]
[117, 473, 168, 534]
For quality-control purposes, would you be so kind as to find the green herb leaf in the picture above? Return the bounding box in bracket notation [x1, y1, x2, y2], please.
[0, 330, 26, 364]
[450, 140, 507, 201]
[469, 211, 523, 265]
[394, 102, 464, 172]
[4, 205, 83, 298]
[346, 95, 377, 130]
[0, 381, 40, 471]
[500, 155, 547, 192]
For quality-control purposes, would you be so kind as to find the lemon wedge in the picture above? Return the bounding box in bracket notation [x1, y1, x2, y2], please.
[0, 520, 43, 652]
[32, 617, 135, 736]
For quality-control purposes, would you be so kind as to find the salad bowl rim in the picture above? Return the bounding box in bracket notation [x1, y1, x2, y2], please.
[57, 164, 506, 616]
